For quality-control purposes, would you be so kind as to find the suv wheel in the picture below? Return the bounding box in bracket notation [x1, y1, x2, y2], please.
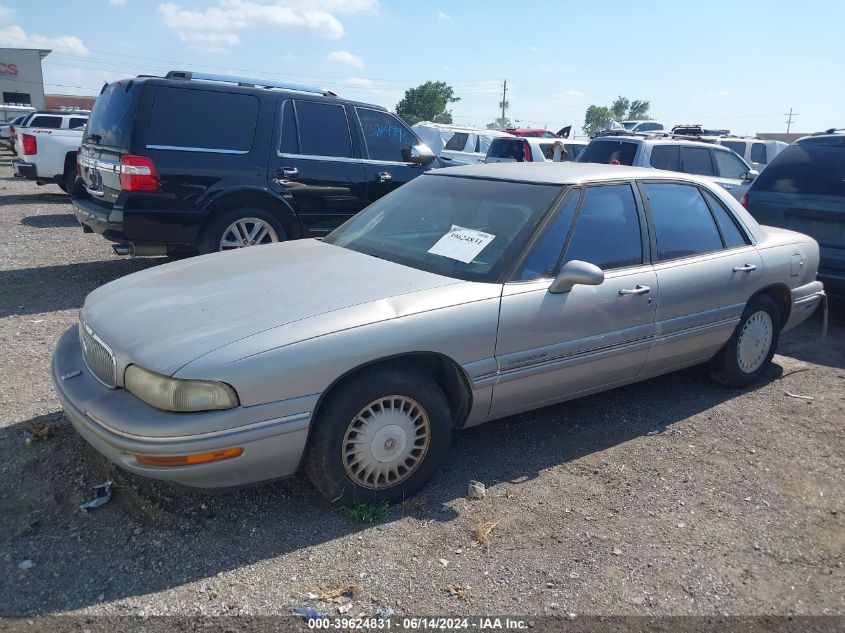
[709, 294, 781, 388]
[200, 208, 286, 254]
[305, 366, 453, 504]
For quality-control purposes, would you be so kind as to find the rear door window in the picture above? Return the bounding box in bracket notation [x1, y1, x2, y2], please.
[643, 183, 724, 260]
[752, 142, 845, 197]
[563, 184, 643, 269]
[649, 145, 680, 171]
[294, 100, 353, 158]
[147, 86, 258, 152]
[356, 108, 417, 162]
[713, 149, 748, 179]
[69, 117, 88, 129]
[578, 140, 638, 165]
[702, 189, 750, 248]
[751, 142, 768, 164]
[679, 146, 715, 176]
[28, 116, 62, 128]
[279, 99, 298, 154]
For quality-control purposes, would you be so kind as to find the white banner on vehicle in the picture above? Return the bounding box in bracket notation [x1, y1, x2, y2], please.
[427, 225, 495, 264]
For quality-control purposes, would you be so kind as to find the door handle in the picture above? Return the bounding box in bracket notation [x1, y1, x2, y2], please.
[733, 264, 757, 272]
[376, 171, 392, 183]
[278, 167, 299, 179]
[619, 284, 651, 295]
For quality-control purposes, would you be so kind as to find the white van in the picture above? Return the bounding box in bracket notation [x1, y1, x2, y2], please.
[717, 137, 787, 170]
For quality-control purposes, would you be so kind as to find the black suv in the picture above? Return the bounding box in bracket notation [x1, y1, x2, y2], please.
[743, 131, 845, 294]
[72, 71, 438, 256]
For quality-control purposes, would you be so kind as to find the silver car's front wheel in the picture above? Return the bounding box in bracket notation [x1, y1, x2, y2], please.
[219, 217, 280, 251]
[342, 396, 432, 489]
[305, 366, 452, 504]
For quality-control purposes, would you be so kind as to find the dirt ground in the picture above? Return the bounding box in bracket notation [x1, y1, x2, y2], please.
[0, 155, 843, 622]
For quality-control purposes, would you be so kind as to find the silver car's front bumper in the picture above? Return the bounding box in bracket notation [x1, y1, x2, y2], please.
[51, 326, 315, 490]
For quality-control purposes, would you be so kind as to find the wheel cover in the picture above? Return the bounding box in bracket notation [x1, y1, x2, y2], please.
[737, 310, 773, 374]
[219, 217, 279, 251]
[342, 395, 431, 490]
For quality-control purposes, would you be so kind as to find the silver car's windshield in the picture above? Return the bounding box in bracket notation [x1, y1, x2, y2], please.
[325, 175, 563, 283]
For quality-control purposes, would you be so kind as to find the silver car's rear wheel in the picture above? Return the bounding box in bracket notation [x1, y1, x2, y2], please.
[709, 294, 780, 388]
[342, 395, 431, 489]
[736, 310, 773, 374]
[219, 217, 280, 251]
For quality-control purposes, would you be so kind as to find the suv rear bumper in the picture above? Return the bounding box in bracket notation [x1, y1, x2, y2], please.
[72, 192, 207, 248]
[71, 194, 128, 242]
[12, 158, 36, 180]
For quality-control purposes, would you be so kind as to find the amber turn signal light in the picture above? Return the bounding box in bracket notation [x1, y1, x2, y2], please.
[136, 447, 243, 467]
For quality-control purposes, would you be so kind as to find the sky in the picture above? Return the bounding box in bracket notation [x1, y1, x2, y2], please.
[1, 0, 840, 137]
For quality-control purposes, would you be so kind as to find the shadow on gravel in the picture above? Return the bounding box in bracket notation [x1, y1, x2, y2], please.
[0, 191, 69, 206]
[20, 213, 79, 228]
[778, 296, 845, 369]
[0, 360, 801, 616]
[0, 259, 162, 316]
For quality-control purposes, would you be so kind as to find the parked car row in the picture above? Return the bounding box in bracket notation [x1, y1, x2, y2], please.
[31, 68, 831, 502]
[8, 109, 89, 191]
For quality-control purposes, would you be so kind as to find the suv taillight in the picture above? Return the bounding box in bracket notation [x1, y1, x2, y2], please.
[119, 155, 159, 191]
[76, 148, 81, 177]
[740, 193, 749, 209]
[21, 133, 37, 155]
[522, 141, 532, 162]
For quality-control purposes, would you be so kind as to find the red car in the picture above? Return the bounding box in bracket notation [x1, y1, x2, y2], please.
[505, 127, 558, 138]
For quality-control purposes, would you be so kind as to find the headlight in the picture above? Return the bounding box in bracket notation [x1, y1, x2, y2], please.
[124, 365, 239, 412]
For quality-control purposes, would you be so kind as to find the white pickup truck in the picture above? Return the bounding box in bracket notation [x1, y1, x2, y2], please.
[12, 126, 84, 193]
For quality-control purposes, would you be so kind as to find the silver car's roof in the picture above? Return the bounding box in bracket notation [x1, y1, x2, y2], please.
[429, 161, 698, 185]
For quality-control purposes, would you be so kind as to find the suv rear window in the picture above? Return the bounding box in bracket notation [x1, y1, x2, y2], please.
[752, 142, 845, 197]
[86, 80, 142, 148]
[579, 140, 638, 165]
[147, 86, 258, 153]
[488, 138, 529, 160]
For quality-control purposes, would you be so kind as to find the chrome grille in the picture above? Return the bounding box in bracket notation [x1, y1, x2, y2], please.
[79, 319, 116, 388]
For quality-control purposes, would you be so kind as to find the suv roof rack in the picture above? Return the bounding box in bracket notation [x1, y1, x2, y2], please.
[163, 71, 338, 97]
[823, 127, 845, 134]
[593, 130, 719, 144]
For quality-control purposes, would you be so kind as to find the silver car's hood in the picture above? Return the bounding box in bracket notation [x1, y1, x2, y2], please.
[82, 240, 464, 376]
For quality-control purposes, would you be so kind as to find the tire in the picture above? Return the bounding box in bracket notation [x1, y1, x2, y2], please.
[305, 365, 453, 505]
[62, 164, 76, 195]
[709, 294, 781, 388]
[198, 207, 286, 254]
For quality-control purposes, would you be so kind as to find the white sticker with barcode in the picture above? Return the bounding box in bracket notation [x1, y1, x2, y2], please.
[427, 225, 496, 263]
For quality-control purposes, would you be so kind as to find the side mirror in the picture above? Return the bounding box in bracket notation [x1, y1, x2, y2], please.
[745, 169, 759, 182]
[405, 143, 436, 165]
[548, 260, 605, 294]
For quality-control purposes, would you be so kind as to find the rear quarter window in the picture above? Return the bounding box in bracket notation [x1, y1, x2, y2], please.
[147, 86, 259, 152]
[444, 132, 470, 151]
[752, 142, 845, 197]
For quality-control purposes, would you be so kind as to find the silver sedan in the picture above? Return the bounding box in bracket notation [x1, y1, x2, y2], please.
[52, 163, 825, 503]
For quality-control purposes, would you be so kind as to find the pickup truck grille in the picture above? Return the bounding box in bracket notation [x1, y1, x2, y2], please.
[79, 319, 116, 388]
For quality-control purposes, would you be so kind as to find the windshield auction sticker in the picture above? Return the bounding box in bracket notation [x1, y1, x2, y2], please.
[427, 225, 495, 264]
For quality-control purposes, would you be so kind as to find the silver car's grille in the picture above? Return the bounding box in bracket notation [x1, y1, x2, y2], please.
[79, 319, 116, 388]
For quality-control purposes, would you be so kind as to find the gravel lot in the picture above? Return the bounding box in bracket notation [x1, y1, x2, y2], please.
[0, 154, 843, 620]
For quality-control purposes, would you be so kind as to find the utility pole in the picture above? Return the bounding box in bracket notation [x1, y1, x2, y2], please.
[784, 107, 798, 133]
[499, 80, 508, 125]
